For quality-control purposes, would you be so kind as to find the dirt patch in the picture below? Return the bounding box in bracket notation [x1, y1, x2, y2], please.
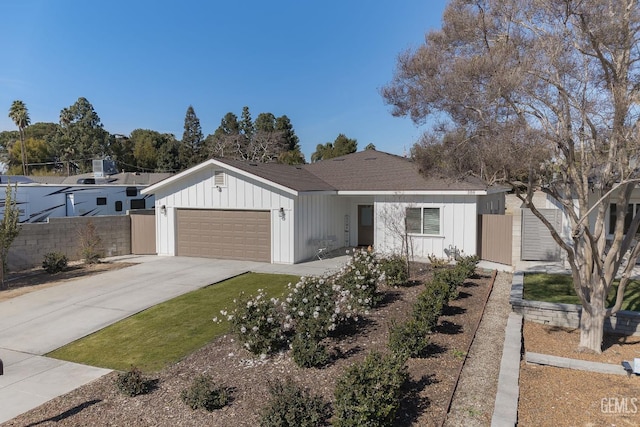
[2, 267, 493, 427]
[0, 261, 136, 302]
[519, 321, 640, 426]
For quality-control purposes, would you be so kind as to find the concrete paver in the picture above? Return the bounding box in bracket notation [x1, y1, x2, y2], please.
[0, 254, 347, 424]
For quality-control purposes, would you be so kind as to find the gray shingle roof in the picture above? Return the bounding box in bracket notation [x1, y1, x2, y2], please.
[215, 158, 335, 192]
[219, 150, 492, 192]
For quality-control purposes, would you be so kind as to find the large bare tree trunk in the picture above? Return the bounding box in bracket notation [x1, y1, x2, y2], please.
[579, 308, 605, 353]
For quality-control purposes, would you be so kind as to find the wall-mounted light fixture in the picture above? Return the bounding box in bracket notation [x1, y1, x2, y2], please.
[160, 205, 167, 215]
[215, 185, 222, 192]
[279, 207, 285, 220]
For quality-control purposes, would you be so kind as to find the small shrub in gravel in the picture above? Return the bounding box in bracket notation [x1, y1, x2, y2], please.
[455, 254, 479, 278]
[115, 366, 153, 397]
[42, 252, 68, 274]
[388, 318, 430, 358]
[227, 289, 285, 356]
[333, 351, 408, 427]
[412, 283, 446, 331]
[260, 377, 331, 427]
[290, 332, 331, 368]
[181, 374, 229, 411]
[378, 254, 409, 287]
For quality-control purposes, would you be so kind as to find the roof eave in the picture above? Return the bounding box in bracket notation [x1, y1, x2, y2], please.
[336, 189, 492, 196]
[141, 159, 299, 197]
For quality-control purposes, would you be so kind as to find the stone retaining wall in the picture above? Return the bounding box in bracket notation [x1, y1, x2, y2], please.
[8, 216, 131, 271]
[511, 271, 640, 336]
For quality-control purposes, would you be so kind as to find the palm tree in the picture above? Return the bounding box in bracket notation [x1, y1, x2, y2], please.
[8, 100, 31, 175]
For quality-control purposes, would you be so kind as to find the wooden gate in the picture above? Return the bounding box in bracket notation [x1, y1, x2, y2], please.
[477, 214, 513, 265]
[130, 211, 156, 255]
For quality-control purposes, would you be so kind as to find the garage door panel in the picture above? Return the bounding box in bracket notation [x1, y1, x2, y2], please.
[176, 209, 271, 262]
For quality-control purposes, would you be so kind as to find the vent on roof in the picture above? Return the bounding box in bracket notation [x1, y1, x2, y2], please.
[332, 159, 345, 162]
[365, 157, 377, 160]
[249, 163, 258, 166]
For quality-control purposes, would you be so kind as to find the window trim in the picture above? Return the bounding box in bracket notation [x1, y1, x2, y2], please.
[96, 197, 107, 206]
[405, 205, 443, 237]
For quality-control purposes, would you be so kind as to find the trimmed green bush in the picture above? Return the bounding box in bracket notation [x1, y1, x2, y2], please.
[181, 374, 229, 411]
[412, 282, 446, 331]
[432, 267, 466, 301]
[388, 319, 430, 358]
[333, 351, 408, 426]
[115, 366, 153, 397]
[42, 252, 68, 274]
[456, 254, 479, 278]
[290, 332, 331, 368]
[260, 377, 331, 427]
[379, 254, 409, 287]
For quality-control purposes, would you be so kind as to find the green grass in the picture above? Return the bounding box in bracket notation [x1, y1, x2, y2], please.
[47, 272, 298, 372]
[523, 273, 640, 312]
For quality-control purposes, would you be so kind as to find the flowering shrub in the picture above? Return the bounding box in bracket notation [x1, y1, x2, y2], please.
[181, 374, 229, 411]
[291, 332, 331, 368]
[225, 289, 285, 356]
[333, 249, 384, 311]
[281, 275, 338, 338]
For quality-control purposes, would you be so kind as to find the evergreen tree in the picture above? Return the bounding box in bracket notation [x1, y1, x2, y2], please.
[311, 134, 357, 162]
[178, 105, 204, 170]
[52, 97, 110, 174]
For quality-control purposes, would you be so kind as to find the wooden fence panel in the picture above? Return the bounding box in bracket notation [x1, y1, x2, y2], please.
[478, 214, 513, 265]
[131, 212, 156, 255]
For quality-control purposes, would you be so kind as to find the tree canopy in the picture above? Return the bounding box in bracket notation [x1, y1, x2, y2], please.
[52, 97, 111, 173]
[204, 106, 305, 164]
[383, 0, 640, 353]
[311, 134, 357, 162]
[8, 100, 30, 175]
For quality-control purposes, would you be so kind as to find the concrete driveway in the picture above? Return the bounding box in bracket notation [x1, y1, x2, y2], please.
[0, 254, 348, 424]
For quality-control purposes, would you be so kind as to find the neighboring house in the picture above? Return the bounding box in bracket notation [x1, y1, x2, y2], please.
[141, 150, 507, 264]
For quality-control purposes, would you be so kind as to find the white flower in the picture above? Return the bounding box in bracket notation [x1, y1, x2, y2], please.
[247, 301, 253, 308]
[298, 310, 305, 316]
[212, 317, 218, 322]
[302, 298, 308, 303]
[240, 326, 247, 333]
[313, 311, 319, 319]
[252, 326, 259, 332]
[267, 317, 274, 323]
[227, 315, 234, 321]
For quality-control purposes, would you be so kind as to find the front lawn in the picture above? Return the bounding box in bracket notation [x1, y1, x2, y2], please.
[47, 272, 298, 372]
[523, 273, 640, 312]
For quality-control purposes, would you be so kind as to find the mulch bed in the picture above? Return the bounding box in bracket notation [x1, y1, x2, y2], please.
[519, 321, 640, 426]
[2, 266, 493, 427]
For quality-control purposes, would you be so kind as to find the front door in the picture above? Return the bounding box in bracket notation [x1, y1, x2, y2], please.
[358, 205, 374, 247]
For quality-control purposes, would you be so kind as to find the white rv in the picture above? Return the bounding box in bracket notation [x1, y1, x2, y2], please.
[0, 179, 154, 223]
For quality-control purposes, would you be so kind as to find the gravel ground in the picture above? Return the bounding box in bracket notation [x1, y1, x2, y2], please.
[444, 271, 512, 427]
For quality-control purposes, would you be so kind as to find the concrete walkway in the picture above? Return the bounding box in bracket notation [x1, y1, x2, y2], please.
[0, 254, 348, 424]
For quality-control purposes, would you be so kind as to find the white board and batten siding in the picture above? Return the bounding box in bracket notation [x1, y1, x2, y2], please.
[153, 166, 295, 263]
[294, 194, 348, 263]
[374, 195, 479, 260]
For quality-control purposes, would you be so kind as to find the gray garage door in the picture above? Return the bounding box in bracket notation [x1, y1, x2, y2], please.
[521, 208, 562, 261]
[176, 209, 271, 262]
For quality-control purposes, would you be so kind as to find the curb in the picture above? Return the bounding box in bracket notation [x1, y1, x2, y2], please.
[491, 312, 523, 427]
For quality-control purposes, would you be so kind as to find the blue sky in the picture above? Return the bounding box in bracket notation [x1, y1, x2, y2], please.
[0, 1, 447, 161]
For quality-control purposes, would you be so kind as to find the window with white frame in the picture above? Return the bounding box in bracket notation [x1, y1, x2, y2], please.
[406, 207, 441, 235]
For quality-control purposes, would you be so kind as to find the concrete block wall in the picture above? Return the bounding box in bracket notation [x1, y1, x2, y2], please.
[7, 216, 131, 271]
[511, 271, 640, 336]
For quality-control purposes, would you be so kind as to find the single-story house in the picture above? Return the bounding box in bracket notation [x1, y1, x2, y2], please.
[141, 150, 507, 264]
